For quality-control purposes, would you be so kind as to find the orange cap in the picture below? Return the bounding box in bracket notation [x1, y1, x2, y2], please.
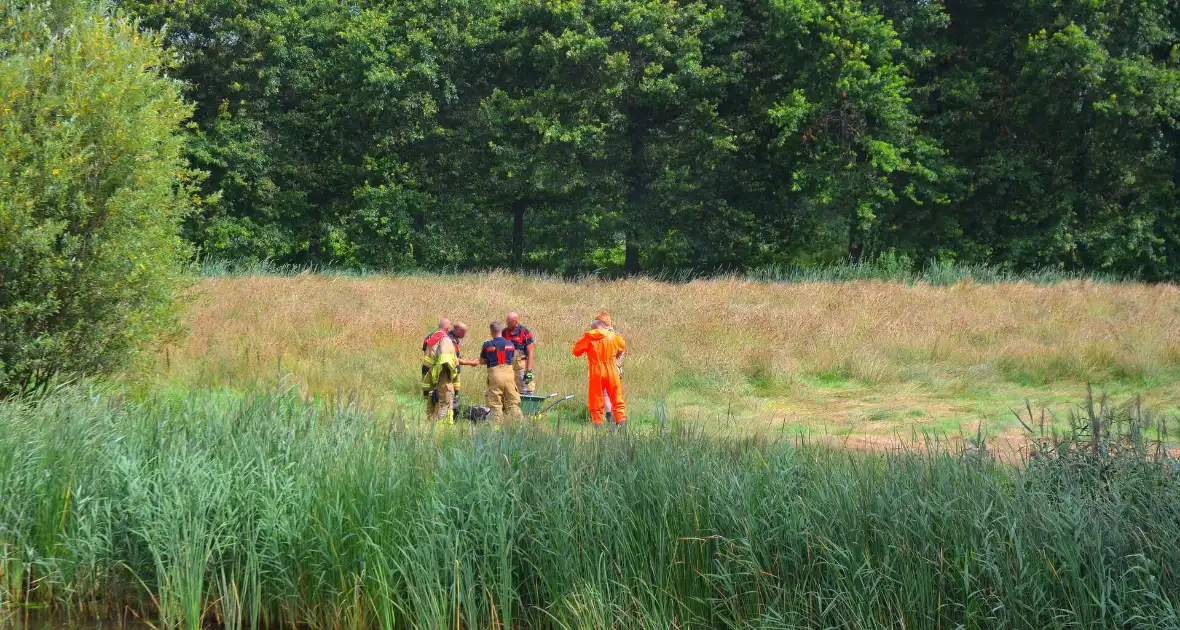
[596, 311, 612, 328]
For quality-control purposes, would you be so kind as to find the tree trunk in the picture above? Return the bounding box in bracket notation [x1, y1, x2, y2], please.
[512, 199, 525, 269]
[624, 109, 647, 275]
[624, 234, 640, 274]
[848, 212, 864, 262]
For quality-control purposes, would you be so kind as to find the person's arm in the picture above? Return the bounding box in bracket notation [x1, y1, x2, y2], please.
[459, 357, 480, 367]
[572, 335, 588, 357]
[525, 340, 535, 371]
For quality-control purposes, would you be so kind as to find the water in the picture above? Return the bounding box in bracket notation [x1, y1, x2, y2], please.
[0, 611, 149, 630]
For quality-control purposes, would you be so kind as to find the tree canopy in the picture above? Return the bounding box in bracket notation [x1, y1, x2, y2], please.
[120, 0, 1180, 278]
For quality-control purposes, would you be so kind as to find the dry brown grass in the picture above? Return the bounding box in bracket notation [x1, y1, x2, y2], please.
[159, 273, 1180, 434]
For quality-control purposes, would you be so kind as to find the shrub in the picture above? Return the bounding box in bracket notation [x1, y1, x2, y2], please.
[0, 0, 196, 396]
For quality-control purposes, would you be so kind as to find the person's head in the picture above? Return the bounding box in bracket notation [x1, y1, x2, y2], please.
[452, 322, 468, 339]
[438, 317, 452, 332]
[506, 312, 520, 329]
[590, 319, 606, 330]
[490, 321, 504, 338]
[596, 311, 612, 328]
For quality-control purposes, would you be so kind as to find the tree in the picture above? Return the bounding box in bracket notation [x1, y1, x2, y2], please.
[463, 0, 622, 272]
[0, 0, 196, 396]
[715, 0, 946, 265]
[337, 0, 502, 269]
[896, 0, 1180, 275]
[130, 0, 502, 269]
[459, 0, 741, 274]
[397, 0, 944, 273]
[113, 0, 1180, 279]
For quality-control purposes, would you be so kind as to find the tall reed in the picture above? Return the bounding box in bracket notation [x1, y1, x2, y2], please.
[2, 387, 1178, 629]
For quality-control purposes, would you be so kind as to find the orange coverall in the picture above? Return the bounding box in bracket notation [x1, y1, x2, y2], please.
[572, 328, 626, 425]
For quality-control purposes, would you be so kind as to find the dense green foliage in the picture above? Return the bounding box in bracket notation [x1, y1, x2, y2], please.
[0, 0, 196, 397]
[896, 1, 1180, 279]
[2, 388, 1178, 629]
[120, 0, 1180, 278]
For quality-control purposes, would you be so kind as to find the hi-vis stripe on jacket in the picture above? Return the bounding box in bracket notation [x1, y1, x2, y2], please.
[421, 332, 459, 393]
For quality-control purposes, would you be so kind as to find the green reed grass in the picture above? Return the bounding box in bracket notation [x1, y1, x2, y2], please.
[198, 254, 1129, 286]
[1, 387, 1178, 629]
[749, 254, 1125, 286]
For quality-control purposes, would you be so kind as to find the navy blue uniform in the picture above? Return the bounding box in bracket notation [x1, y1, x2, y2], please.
[482, 336, 521, 422]
[480, 337, 516, 367]
[503, 325, 534, 357]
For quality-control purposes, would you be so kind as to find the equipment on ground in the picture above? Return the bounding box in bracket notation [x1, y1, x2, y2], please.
[463, 405, 493, 423]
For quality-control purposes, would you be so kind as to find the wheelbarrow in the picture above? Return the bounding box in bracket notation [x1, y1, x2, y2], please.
[520, 393, 576, 421]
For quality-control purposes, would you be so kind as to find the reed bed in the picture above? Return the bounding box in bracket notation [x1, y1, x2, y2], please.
[2, 387, 1179, 629]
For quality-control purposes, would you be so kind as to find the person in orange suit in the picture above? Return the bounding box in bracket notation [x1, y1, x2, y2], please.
[572, 317, 627, 428]
[595, 311, 624, 422]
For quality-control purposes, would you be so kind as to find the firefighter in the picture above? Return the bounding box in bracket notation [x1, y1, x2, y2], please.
[479, 322, 522, 425]
[421, 318, 459, 423]
[503, 312, 536, 394]
[421, 318, 452, 379]
[449, 322, 482, 414]
[572, 318, 627, 428]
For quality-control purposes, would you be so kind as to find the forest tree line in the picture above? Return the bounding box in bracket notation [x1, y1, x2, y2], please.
[124, 0, 1180, 278]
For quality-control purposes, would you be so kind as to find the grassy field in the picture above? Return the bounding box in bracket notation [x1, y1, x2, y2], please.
[159, 273, 1180, 444]
[2, 388, 1178, 629]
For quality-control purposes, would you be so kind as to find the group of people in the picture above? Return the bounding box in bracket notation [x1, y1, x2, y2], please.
[421, 311, 627, 427]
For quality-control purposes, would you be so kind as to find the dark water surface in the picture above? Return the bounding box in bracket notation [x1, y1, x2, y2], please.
[0, 612, 151, 630]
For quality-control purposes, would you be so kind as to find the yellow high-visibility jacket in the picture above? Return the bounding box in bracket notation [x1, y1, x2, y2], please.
[421, 334, 459, 393]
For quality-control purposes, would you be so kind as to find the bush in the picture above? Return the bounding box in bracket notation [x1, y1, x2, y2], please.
[0, 0, 196, 396]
